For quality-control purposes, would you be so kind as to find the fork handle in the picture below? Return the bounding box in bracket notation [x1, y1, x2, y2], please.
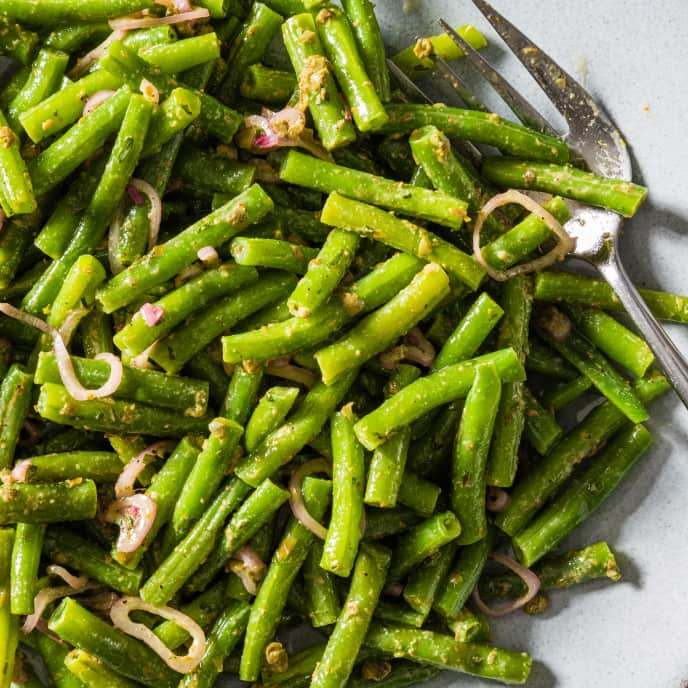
[597, 252, 688, 409]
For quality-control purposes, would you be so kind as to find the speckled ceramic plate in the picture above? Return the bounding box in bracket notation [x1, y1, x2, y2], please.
[373, 1, 688, 686]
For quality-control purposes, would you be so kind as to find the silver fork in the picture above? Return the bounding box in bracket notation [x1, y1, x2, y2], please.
[419, 0, 688, 408]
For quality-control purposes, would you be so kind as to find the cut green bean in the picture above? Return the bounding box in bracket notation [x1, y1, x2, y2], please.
[64, 649, 141, 688]
[245, 386, 301, 453]
[14, 451, 123, 484]
[452, 363, 502, 545]
[315, 263, 450, 384]
[403, 541, 457, 619]
[281, 151, 468, 231]
[231, 237, 319, 274]
[321, 408, 365, 577]
[320, 193, 483, 290]
[0, 109, 36, 217]
[303, 540, 341, 627]
[0, 364, 33, 469]
[173, 145, 255, 195]
[354, 348, 525, 451]
[482, 158, 647, 218]
[10, 522, 45, 615]
[312, 543, 391, 688]
[523, 387, 563, 455]
[235, 368, 358, 487]
[541, 375, 594, 411]
[513, 424, 653, 567]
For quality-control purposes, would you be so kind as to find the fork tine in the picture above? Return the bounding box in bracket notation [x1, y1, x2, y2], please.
[386, 58, 484, 166]
[438, 18, 558, 137]
[432, 54, 490, 112]
[471, 0, 616, 135]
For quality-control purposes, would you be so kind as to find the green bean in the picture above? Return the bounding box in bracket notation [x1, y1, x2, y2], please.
[24, 91, 150, 315]
[452, 363, 501, 544]
[541, 375, 593, 411]
[0, 260, 48, 303]
[365, 365, 421, 510]
[0, 16, 38, 65]
[433, 532, 493, 622]
[150, 272, 297, 374]
[0, 364, 33, 469]
[478, 542, 621, 600]
[321, 408, 365, 577]
[44, 23, 110, 52]
[0, 477, 96, 525]
[119, 436, 200, 568]
[523, 387, 563, 455]
[36, 351, 209, 417]
[245, 386, 300, 453]
[314, 4, 388, 133]
[364, 623, 531, 684]
[363, 507, 420, 541]
[409, 125, 504, 235]
[162, 418, 243, 555]
[138, 89, 201, 158]
[122, 24, 178, 51]
[15, 451, 123, 484]
[315, 263, 450, 384]
[381, 104, 569, 163]
[388, 511, 461, 583]
[101, 40, 242, 143]
[340, 0, 389, 101]
[185, 478, 289, 595]
[35, 631, 83, 688]
[180, 601, 251, 688]
[320, 193, 483, 290]
[140, 477, 251, 606]
[9, 522, 45, 615]
[48, 598, 179, 688]
[235, 368, 358, 487]
[218, 1, 284, 103]
[0, 529, 18, 688]
[140, 33, 220, 75]
[396, 470, 441, 518]
[231, 237, 319, 274]
[282, 13, 356, 151]
[281, 151, 468, 231]
[240, 63, 297, 104]
[288, 229, 359, 317]
[64, 649, 140, 688]
[433, 292, 503, 370]
[303, 540, 340, 627]
[96, 184, 273, 313]
[495, 371, 669, 536]
[240, 477, 332, 681]
[114, 263, 258, 356]
[221, 362, 263, 425]
[482, 158, 647, 218]
[6, 48, 68, 133]
[535, 306, 648, 423]
[312, 544, 391, 688]
[43, 527, 143, 594]
[481, 197, 571, 271]
[0, 339, 10, 379]
[566, 305, 654, 377]
[525, 338, 577, 380]
[403, 542, 457, 619]
[185, 351, 229, 409]
[391, 25, 487, 79]
[354, 348, 525, 451]
[0, 109, 36, 216]
[373, 600, 426, 628]
[485, 275, 533, 488]
[406, 400, 462, 478]
[0, 1, 157, 23]
[513, 424, 653, 567]
[0, 211, 41, 290]
[222, 253, 424, 363]
[33, 155, 108, 260]
[79, 309, 114, 358]
[534, 270, 688, 323]
[173, 145, 255, 195]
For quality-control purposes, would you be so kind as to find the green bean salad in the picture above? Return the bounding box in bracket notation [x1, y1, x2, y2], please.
[0, 1, 680, 687]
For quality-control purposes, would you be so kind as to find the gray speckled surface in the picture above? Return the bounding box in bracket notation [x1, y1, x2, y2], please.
[375, 1, 688, 686]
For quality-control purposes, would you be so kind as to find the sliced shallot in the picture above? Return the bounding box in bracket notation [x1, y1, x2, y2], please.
[129, 178, 162, 250]
[471, 552, 541, 617]
[109, 8, 209, 30]
[110, 596, 206, 673]
[473, 189, 576, 281]
[46, 565, 89, 590]
[104, 493, 157, 553]
[22, 581, 96, 634]
[70, 31, 127, 78]
[10, 460, 31, 483]
[82, 90, 117, 117]
[486, 487, 510, 513]
[228, 546, 267, 595]
[140, 303, 164, 327]
[115, 440, 175, 498]
[288, 458, 332, 539]
[0, 303, 123, 401]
